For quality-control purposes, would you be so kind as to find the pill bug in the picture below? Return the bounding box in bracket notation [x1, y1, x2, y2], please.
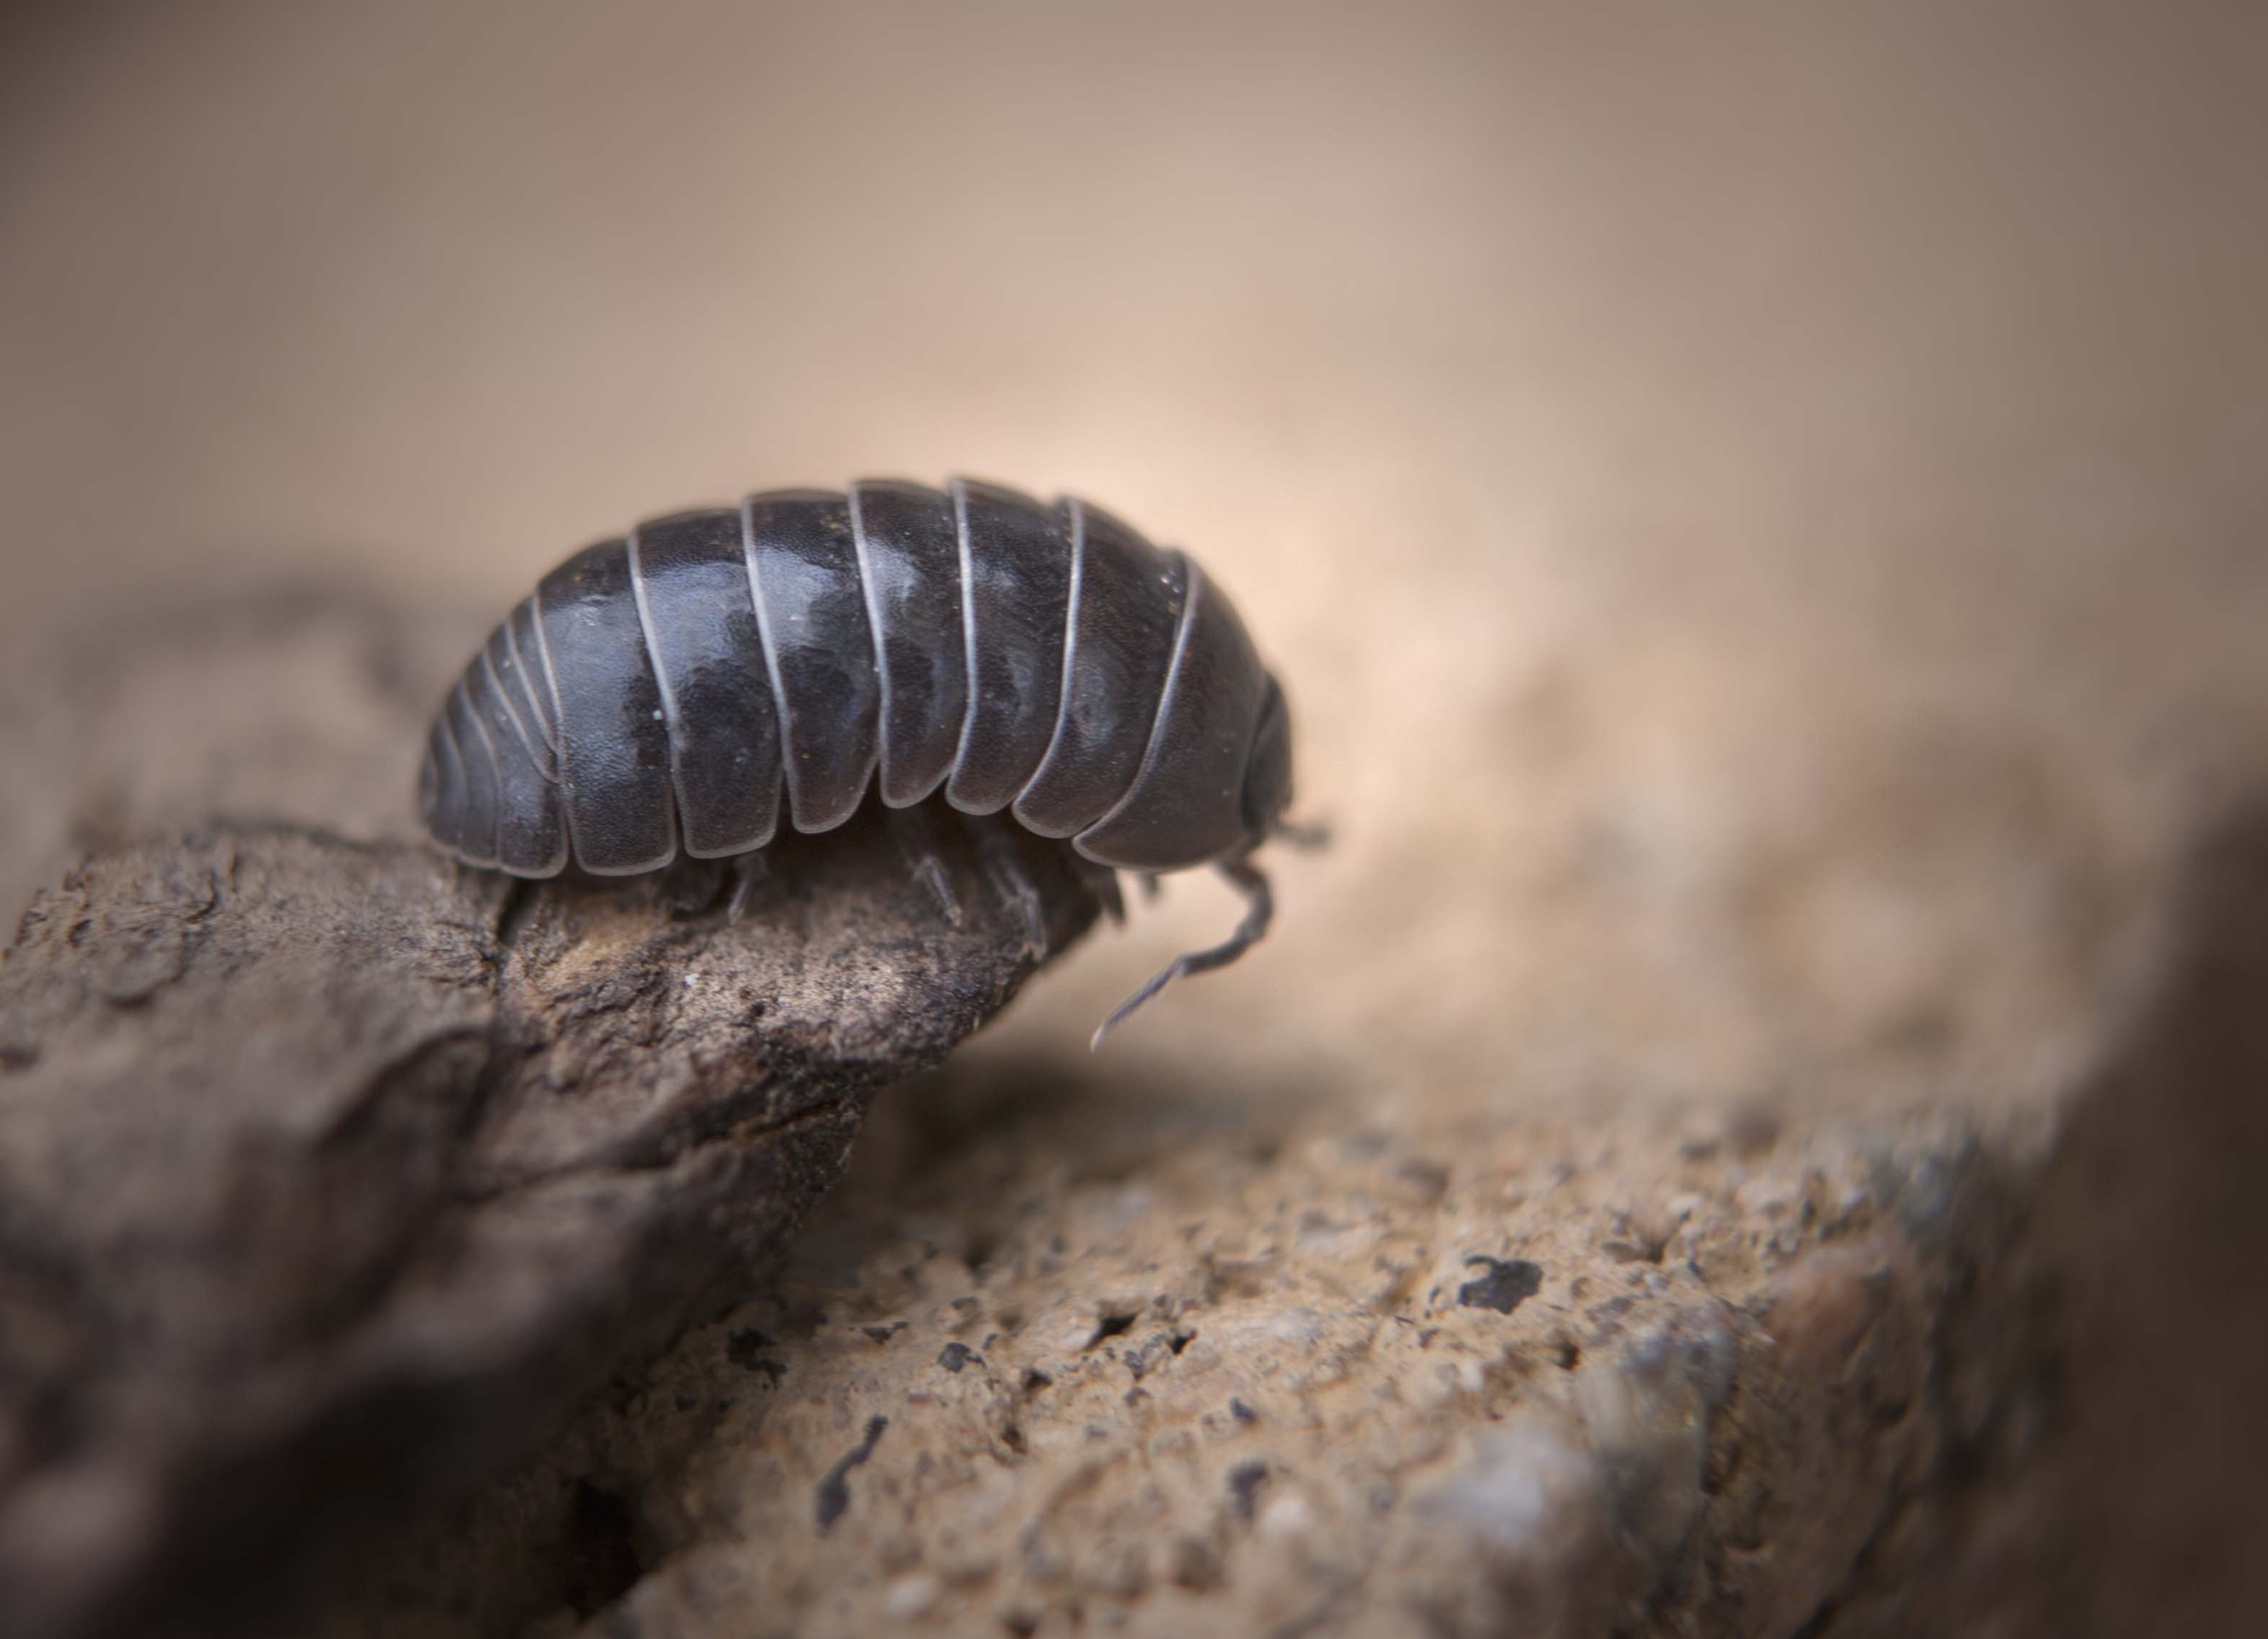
[419, 478, 1304, 1041]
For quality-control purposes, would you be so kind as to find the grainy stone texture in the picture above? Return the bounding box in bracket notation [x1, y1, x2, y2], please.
[515, 1099, 1996, 1639]
[0, 594, 1099, 1639]
[317, 802, 2268, 1639]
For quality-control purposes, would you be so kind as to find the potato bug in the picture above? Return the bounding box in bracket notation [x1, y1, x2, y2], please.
[420, 478, 1303, 1041]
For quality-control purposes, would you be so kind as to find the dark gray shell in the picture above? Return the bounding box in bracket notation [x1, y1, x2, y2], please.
[419, 479, 1285, 879]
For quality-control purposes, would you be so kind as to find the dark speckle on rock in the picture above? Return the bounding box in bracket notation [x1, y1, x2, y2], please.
[1228, 1460, 1269, 1519]
[938, 1341, 981, 1374]
[1088, 1310, 1139, 1348]
[814, 1415, 889, 1532]
[1229, 1398, 1257, 1425]
[726, 1327, 775, 1362]
[726, 1327, 786, 1385]
[1457, 1256, 1544, 1315]
[860, 1321, 907, 1345]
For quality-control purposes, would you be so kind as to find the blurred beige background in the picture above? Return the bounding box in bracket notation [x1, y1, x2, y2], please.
[5, 0, 2264, 1107]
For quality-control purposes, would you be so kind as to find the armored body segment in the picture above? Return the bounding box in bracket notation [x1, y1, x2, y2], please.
[744, 490, 880, 833]
[443, 682, 502, 868]
[466, 647, 566, 874]
[1013, 499, 1188, 839]
[630, 508, 783, 858]
[504, 595, 561, 760]
[538, 538, 676, 874]
[480, 627, 554, 780]
[850, 479, 968, 807]
[1075, 557, 1270, 870]
[946, 479, 1072, 814]
[423, 717, 468, 853]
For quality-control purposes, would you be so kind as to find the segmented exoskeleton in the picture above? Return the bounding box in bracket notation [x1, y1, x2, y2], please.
[420, 479, 1300, 1041]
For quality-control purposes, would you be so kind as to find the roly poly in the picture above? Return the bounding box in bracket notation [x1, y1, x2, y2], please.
[419, 478, 1304, 1042]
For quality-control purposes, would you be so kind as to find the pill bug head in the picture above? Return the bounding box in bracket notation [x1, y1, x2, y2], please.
[1090, 673, 1295, 1048]
[1240, 674, 1296, 845]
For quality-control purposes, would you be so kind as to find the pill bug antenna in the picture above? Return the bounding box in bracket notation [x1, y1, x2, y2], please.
[1273, 815, 1331, 851]
[1090, 856, 1273, 1049]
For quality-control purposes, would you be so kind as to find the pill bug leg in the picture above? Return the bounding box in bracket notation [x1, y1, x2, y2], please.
[726, 850, 771, 926]
[887, 804, 963, 928]
[1071, 853, 1126, 927]
[961, 813, 1049, 960]
[1090, 856, 1273, 1050]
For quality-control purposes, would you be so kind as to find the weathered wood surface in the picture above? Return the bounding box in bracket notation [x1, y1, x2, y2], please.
[0, 591, 1100, 1639]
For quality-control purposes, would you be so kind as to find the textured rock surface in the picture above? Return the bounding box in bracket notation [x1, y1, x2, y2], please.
[316, 800, 2268, 1639]
[0, 595, 1099, 1639]
[520, 1100, 1991, 1638]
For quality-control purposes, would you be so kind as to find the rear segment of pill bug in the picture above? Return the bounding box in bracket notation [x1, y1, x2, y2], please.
[539, 538, 676, 874]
